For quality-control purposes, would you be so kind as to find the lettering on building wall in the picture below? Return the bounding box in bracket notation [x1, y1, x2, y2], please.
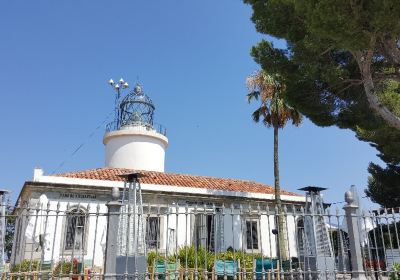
[60, 193, 97, 199]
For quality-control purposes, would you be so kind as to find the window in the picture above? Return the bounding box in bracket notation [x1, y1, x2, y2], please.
[64, 209, 86, 251]
[296, 218, 306, 256]
[146, 217, 160, 250]
[195, 214, 215, 252]
[245, 220, 259, 250]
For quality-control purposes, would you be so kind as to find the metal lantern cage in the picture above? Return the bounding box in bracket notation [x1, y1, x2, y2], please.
[106, 83, 166, 134]
[118, 84, 155, 129]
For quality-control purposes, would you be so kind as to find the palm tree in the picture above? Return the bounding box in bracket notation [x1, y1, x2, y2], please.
[246, 70, 302, 261]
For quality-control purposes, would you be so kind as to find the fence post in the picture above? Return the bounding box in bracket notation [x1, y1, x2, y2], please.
[104, 186, 122, 280]
[343, 191, 367, 280]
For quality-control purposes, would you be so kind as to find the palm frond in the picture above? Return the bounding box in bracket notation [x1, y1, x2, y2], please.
[290, 109, 303, 126]
[246, 69, 303, 128]
[263, 113, 273, 127]
[246, 91, 260, 103]
[252, 105, 267, 123]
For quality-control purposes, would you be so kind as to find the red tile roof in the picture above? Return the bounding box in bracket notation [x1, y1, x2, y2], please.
[54, 168, 300, 197]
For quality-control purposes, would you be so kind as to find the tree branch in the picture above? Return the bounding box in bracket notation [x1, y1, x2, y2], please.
[373, 72, 400, 83]
[337, 80, 363, 94]
[354, 50, 400, 130]
[319, 46, 334, 57]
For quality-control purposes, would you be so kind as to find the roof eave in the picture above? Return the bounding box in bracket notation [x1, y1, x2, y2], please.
[32, 174, 305, 202]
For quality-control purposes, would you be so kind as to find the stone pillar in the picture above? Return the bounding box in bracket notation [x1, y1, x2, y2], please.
[343, 191, 367, 280]
[104, 187, 122, 280]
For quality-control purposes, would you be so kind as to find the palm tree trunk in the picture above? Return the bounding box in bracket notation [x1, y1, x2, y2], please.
[274, 126, 288, 262]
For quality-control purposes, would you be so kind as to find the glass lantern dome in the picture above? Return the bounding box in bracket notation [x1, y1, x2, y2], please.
[106, 83, 167, 136]
[119, 84, 155, 128]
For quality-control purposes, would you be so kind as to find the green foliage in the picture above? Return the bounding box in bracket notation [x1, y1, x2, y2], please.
[366, 163, 400, 208]
[246, 70, 302, 129]
[378, 81, 400, 117]
[11, 260, 40, 272]
[244, 0, 400, 132]
[52, 259, 82, 276]
[147, 251, 176, 267]
[147, 246, 263, 272]
[217, 251, 262, 270]
[390, 263, 400, 280]
[369, 222, 400, 249]
[244, 0, 400, 208]
[180, 246, 215, 271]
[52, 261, 73, 275]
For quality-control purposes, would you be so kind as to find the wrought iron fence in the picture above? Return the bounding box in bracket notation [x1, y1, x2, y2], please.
[1, 190, 400, 280]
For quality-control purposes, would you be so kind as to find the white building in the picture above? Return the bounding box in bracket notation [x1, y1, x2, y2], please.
[11, 83, 305, 270]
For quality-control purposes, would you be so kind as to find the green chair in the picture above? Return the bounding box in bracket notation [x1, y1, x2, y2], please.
[152, 260, 181, 280]
[212, 260, 240, 280]
[254, 259, 279, 280]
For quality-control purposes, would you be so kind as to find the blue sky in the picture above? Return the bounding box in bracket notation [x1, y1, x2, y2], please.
[0, 1, 383, 208]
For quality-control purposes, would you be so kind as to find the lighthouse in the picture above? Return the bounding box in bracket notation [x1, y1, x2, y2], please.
[103, 82, 168, 172]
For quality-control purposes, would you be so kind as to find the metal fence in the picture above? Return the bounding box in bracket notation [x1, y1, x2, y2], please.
[1, 189, 400, 280]
[105, 120, 167, 136]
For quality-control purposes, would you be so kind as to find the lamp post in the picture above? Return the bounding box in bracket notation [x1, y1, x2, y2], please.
[115, 172, 147, 279]
[108, 78, 129, 129]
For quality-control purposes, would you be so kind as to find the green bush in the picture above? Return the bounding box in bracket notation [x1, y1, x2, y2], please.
[389, 263, 400, 280]
[176, 246, 215, 271]
[11, 260, 40, 272]
[217, 250, 262, 270]
[52, 261, 73, 276]
[147, 245, 264, 272]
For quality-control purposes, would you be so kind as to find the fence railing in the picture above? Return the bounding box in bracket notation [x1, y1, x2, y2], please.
[105, 120, 167, 136]
[1, 189, 400, 280]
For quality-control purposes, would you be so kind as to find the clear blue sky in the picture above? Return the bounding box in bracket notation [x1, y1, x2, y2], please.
[0, 1, 383, 208]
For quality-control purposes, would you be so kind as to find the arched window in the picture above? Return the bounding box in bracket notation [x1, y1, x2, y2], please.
[64, 208, 87, 251]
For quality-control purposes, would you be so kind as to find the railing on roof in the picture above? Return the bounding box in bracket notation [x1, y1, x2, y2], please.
[105, 120, 167, 136]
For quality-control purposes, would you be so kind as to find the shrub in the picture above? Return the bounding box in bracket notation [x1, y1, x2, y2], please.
[52, 259, 82, 276]
[148, 245, 264, 271]
[52, 261, 73, 276]
[147, 251, 167, 267]
[11, 260, 40, 272]
[175, 246, 215, 271]
[390, 263, 400, 280]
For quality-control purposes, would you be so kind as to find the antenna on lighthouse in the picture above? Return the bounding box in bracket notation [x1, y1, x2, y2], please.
[108, 77, 129, 129]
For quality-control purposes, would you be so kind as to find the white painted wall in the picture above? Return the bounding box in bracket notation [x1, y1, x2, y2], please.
[19, 200, 108, 267]
[103, 127, 168, 172]
[162, 206, 192, 254]
[45, 201, 108, 267]
[160, 207, 298, 258]
[15, 200, 300, 268]
[222, 211, 244, 251]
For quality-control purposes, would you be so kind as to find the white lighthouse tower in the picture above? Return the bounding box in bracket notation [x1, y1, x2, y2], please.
[103, 81, 168, 172]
